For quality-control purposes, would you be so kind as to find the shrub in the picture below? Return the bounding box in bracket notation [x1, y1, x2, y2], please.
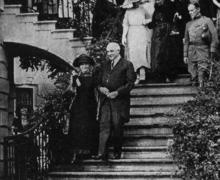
[35, 82, 75, 164]
[169, 60, 220, 180]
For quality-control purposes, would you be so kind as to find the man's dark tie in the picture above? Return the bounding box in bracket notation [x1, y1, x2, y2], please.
[111, 61, 114, 70]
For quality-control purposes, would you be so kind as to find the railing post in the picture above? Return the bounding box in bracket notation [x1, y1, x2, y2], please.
[3, 137, 8, 178]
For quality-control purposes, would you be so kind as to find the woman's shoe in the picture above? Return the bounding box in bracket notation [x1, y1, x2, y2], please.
[165, 78, 171, 83]
[71, 153, 80, 164]
[135, 75, 140, 85]
[139, 68, 146, 81]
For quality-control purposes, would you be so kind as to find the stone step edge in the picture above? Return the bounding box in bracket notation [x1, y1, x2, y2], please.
[110, 146, 168, 152]
[125, 123, 172, 128]
[82, 158, 174, 163]
[109, 146, 169, 153]
[48, 171, 180, 177]
[4, 4, 22, 8]
[134, 82, 192, 88]
[51, 29, 76, 33]
[124, 134, 173, 138]
[16, 12, 39, 17]
[130, 93, 196, 98]
[34, 20, 57, 25]
[130, 113, 175, 118]
[130, 104, 182, 108]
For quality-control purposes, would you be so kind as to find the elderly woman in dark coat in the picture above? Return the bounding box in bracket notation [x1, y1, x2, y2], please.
[147, 0, 180, 83]
[68, 54, 98, 163]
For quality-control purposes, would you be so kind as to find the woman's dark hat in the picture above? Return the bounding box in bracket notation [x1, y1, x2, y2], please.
[73, 54, 95, 67]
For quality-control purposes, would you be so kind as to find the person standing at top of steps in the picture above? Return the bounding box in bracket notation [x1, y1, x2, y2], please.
[0, 0, 4, 12]
[94, 42, 136, 160]
[184, 2, 218, 87]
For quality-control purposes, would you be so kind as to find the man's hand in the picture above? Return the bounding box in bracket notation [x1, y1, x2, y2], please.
[211, 52, 217, 60]
[107, 91, 118, 99]
[99, 87, 110, 96]
[184, 57, 188, 64]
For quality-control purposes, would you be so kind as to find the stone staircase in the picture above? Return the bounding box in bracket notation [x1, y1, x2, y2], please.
[48, 77, 197, 180]
[0, 4, 91, 65]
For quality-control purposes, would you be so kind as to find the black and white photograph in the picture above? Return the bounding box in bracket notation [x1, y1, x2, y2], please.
[0, 0, 220, 179]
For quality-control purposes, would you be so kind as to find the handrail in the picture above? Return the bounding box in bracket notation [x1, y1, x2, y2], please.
[4, 0, 93, 36]
[4, 114, 44, 140]
[3, 109, 68, 180]
[0, 125, 11, 131]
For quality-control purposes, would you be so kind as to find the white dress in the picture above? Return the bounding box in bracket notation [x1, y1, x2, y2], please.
[123, 2, 154, 71]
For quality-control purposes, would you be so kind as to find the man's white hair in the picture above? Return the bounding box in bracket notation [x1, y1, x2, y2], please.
[106, 42, 120, 51]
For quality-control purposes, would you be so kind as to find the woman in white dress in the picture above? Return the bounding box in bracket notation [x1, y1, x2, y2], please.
[213, 0, 220, 38]
[122, 0, 154, 83]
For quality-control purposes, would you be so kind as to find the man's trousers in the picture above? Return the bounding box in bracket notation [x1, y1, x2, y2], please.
[188, 59, 209, 84]
[98, 100, 123, 155]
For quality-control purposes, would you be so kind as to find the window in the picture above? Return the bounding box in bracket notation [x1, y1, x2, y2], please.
[15, 87, 34, 126]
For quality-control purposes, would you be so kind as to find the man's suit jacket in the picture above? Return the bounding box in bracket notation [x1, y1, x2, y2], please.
[99, 58, 136, 123]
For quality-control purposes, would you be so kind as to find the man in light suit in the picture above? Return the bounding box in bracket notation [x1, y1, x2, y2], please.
[95, 42, 136, 160]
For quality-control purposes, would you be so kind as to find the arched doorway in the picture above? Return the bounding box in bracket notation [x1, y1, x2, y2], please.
[0, 42, 73, 177]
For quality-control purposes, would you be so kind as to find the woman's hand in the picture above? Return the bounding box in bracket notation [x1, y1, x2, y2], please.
[122, 36, 127, 46]
[184, 57, 188, 64]
[142, 19, 151, 25]
[72, 70, 78, 76]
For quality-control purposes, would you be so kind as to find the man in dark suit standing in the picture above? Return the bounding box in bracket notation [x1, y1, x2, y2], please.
[95, 42, 136, 160]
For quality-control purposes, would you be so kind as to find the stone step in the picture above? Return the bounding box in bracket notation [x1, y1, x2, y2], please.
[69, 37, 93, 47]
[123, 135, 172, 147]
[128, 116, 174, 126]
[48, 171, 180, 180]
[51, 29, 75, 39]
[16, 13, 39, 23]
[174, 74, 191, 84]
[120, 146, 168, 152]
[130, 94, 195, 105]
[3, 5, 22, 15]
[116, 151, 170, 159]
[109, 147, 170, 159]
[124, 124, 172, 136]
[34, 20, 57, 31]
[130, 105, 179, 116]
[131, 84, 197, 96]
[53, 159, 177, 172]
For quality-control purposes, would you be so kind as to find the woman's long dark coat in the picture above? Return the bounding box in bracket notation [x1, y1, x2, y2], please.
[68, 75, 98, 153]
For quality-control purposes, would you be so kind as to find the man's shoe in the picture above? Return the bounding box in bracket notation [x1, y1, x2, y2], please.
[93, 154, 108, 161]
[113, 152, 121, 159]
[70, 153, 80, 164]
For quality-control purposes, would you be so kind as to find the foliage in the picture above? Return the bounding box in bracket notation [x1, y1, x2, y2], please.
[86, 39, 110, 64]
[35, 79, 74, 164]
[169, 61, 220, 180]
[18, 56, 72, 79]
[98, 7, 124, 41]
[87, 7, 125, 64]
